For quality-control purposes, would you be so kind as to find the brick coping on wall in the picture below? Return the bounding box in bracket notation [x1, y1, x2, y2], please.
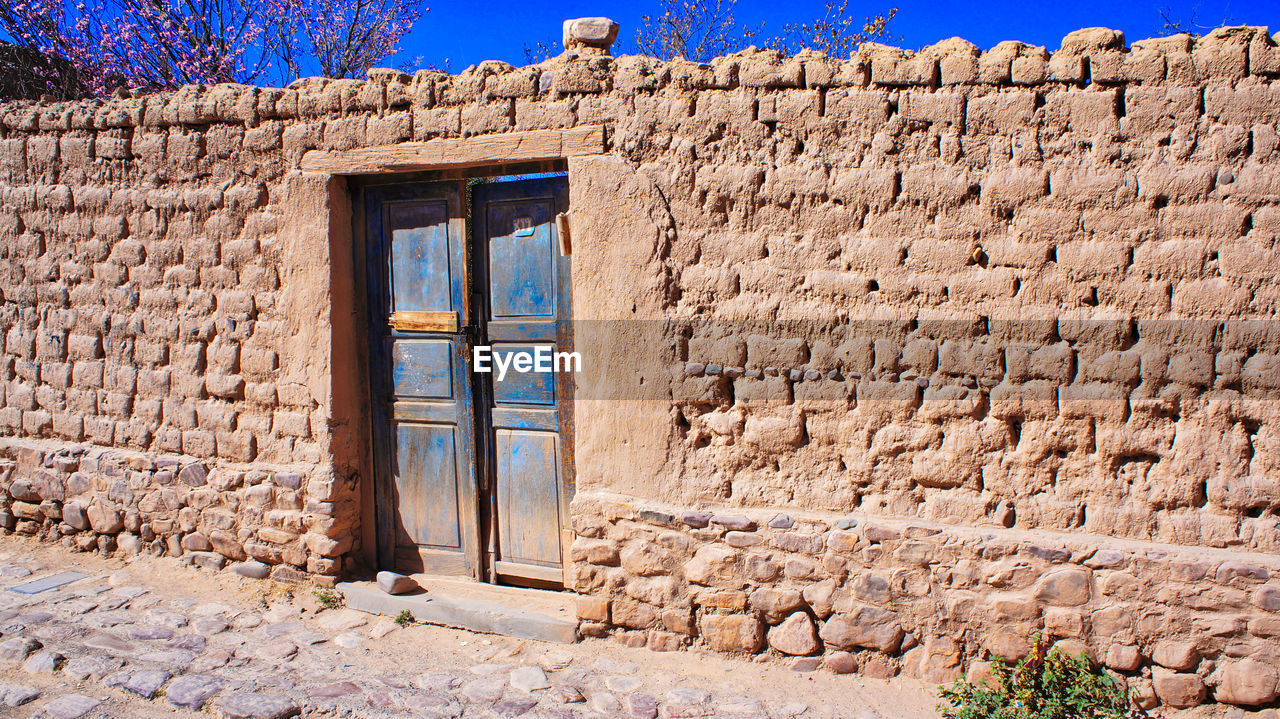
[0, 26, 1277, 130]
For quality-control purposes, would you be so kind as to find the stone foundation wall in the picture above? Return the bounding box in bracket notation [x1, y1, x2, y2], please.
[570, 491, 1280, 709]
[0, 437, 357, 581]
[0, 20, 1279, 708]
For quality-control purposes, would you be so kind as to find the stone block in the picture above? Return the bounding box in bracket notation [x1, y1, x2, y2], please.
[1153, 668, 1206, 708]
[682, 545, 739, 586]
[699, 613, 764, 653]
[1215, 659, 1280, 706]
[375, 571, 417, 595]
[748, 587, 805, 623]
[768, 612, 820, 656]
[1104, 644, 1143, 672]
[619, 542, 670, 576]
[611, 599, 658, 630]
[562, 17, 619, 51]
[86, 504, 123, 534]
[818, 604, 904, 652]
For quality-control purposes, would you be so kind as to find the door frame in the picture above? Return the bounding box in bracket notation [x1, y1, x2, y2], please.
[353, 165, 576, 587]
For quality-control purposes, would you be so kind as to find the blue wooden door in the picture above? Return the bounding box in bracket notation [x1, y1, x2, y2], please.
[474, 177, 573, 587]
[366, 176, 573, 587]
[366, 182, 482, 578]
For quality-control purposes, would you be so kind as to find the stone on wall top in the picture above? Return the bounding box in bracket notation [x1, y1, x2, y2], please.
[563, 17, 620, 56]
[1060, 27, 1126, 53]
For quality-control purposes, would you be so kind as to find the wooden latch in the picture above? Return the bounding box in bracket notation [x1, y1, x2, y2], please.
[556, 212, 572, 256]
[388, 310, 459, 333]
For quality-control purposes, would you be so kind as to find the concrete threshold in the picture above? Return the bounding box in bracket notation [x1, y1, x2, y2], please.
[337, 575, 579, 644]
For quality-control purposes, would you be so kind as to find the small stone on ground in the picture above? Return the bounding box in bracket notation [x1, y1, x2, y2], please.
[375, 571, 418, 595]
[511, 665, 550, 691]
[42, 694, 101, 719]
[0, 683, 41, 707]
[123, 669, 171, 698]
[166, 674, 225, 709]
[213, 691, 301, 719]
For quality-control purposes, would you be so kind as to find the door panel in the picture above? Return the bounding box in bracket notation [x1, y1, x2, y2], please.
[490, 407, 559, 431]
[475, 177, 573, 587]
[389, 202, 454, 313]
[490, 344, 556, 406]
[393, 423, 462, 549]
[495, 429, 563, 567]
[487, 199, 557, 318]
[391, 339, 454, 399]
[366, 182, 480, 578]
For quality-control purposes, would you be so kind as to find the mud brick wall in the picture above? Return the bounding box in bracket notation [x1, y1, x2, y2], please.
[0, 22, 1279, 708]
[0, 81, 362, 579]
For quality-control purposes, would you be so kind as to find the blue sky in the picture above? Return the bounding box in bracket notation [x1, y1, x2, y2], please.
[396, 0, 1277, 71]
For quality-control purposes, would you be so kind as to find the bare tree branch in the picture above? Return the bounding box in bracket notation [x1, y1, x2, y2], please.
[631, 0, 897, 61]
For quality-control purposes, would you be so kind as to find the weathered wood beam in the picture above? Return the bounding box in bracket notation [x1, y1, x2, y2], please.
[299, 126, 605, 174]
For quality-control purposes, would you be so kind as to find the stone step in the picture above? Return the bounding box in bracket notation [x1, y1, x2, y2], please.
[336, 576, 579, 644]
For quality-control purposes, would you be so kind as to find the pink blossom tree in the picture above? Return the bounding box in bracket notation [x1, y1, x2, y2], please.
[0, 0, 425, 98]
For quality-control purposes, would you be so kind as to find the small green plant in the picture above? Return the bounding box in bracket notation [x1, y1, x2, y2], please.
[939, 636, 1141, 719]
[313, 587, 342, 609]
[394, 609, 414, 627]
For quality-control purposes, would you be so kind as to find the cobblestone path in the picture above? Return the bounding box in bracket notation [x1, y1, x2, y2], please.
[0, 537, 942, 719]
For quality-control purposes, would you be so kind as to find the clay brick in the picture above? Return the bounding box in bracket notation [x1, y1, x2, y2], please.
[412, 107, 460, 139]
[829, 168, 896, 209]
[981, 167, 1049, 210]
[1011, 51, 1049, 84]
[900, 90, 965, 131]
[1192, 27, 1255, 82]
[514, 98, 574, 130]
[459, 102, 512, 135]
[900, 166, 975, 206]
[738, 55, 804, 88]
[1125, 86, 1203, 134]
[862, 45, 937, 86]
[1043, 88, 1119, 130]
[966, 91, 1036, 133]
[550, 61, 611, 95]
[1006, 343, 1075, 383]
[1137, 165, 1216, 203]
[824, 90, 891, 127]
[921, 38, 980, 85]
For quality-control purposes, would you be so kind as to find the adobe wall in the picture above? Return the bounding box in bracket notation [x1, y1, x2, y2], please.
[0, 22, 1279, 708]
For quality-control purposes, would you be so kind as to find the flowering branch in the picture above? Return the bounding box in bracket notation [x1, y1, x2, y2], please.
[0, 0, 425, 98]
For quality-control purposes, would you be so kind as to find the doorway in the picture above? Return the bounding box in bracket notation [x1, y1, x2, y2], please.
[362, 173, 573, 589]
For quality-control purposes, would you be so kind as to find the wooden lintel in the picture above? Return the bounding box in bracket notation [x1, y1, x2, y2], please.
[300, 126, 605, 175]
[389, 310, 458, 333]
